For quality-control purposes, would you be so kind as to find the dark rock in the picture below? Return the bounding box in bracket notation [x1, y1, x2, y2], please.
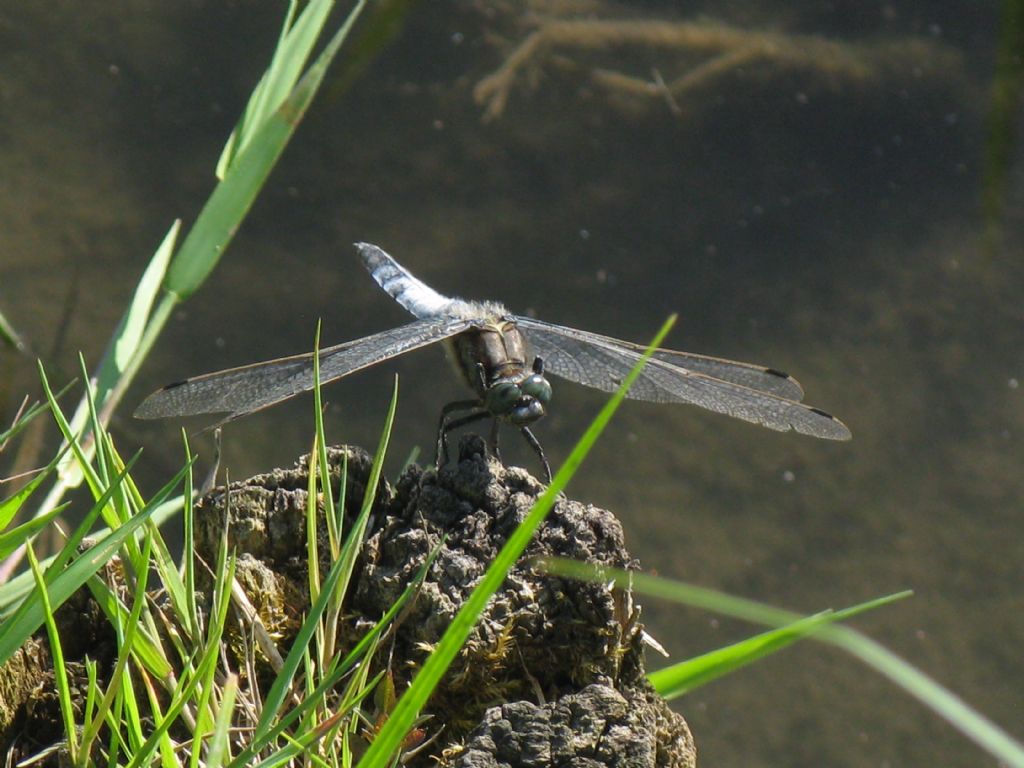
[193, 436, 696, 767]
[456, 684, 693, 768]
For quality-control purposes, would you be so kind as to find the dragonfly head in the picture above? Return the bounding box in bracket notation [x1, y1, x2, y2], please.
[485, 368, 552, 426]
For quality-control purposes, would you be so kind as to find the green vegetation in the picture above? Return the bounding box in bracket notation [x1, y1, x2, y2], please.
[1, 2, 1023, 767]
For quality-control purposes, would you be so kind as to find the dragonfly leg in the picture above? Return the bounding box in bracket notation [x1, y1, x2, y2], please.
[489, 418, 502, 462]
[520, 427, 552, 484]
[437, 400, 488, 469]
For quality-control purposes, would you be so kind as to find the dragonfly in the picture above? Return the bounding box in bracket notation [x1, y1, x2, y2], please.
[135, 243, 851, 481]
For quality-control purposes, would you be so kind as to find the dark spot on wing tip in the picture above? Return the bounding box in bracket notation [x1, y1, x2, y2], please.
[808, 406, 853, 439]
[162, 379, 190, 391]
[766, 367, 791, 379]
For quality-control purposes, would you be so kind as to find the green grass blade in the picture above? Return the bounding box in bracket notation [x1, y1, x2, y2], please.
[356, 315, 677, 768]
[0, 457, 141, 662]
[27, 3, 365, 479]
[0, 446, 69, 534]
[37, 362, 105, 502]
[0, 449, 189, 620]
[306, 322, 326, 603]
[650, 613, 833, 700]
[205, 674, 239, 768]
[181, 432, 199, 638]
[165, 0, 366, 300]
[26, 542, 79, 762]
[333, 375, 398, 612]
[0, 505, 66, 564]
[648, 597, 898, 699]
[82, 355, 112, 490]
[79, 531, 155, 760]
[229, 542, 438, 767]
[0, 386, 70, 448]
[245, 680, 380, 768]
[0, 304, 28, 353]
[311, 321, 342, 562]
[0, 456, 190, 665]
[251, 530, 358, 738]
[538, 558, 902, 633]
[113, 221, 181, 372]
[49, 223, 180, 496]
[190, 527, 240, 764]
[125, 552, 235, 768]
[107, 645, 144, 757]
[50, 451, 139, 570]
[88, 221, 180, 415]
[539, 559, 1024, 768]
[217, 0, 334, 176]
[107, 432, 195, 649]
[83, 660, 98, 741]
[86, 572, 172, 681]
[826, 629, 1024, 767]
[306, 436, 323, 601]
[0, 449, 130, 617]
[0, 443, 68, 521]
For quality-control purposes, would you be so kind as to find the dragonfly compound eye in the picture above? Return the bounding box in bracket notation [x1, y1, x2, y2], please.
[520, 374, 552, 405]
[485, 381, 522, 415]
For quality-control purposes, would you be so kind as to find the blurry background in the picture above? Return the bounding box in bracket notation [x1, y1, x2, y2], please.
[1, 1, 1021, 765]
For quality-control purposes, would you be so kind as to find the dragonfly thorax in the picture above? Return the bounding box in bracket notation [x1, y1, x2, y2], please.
[448, 319, 553, 425]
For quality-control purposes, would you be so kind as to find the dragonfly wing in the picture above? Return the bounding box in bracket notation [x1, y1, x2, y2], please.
[520, 318, 803, 399]
[649, 350, 802, 400]
[135, 317, 471, 421]
[515, 317, 850, 440]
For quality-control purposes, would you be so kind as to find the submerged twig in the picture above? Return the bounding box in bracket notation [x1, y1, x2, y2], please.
[474, 17, 961, 120]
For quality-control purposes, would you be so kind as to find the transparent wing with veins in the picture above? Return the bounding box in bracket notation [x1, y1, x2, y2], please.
[514, 316, 851, 440]
[134, 316, 472, 422]
[136, 242, 851, 445]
